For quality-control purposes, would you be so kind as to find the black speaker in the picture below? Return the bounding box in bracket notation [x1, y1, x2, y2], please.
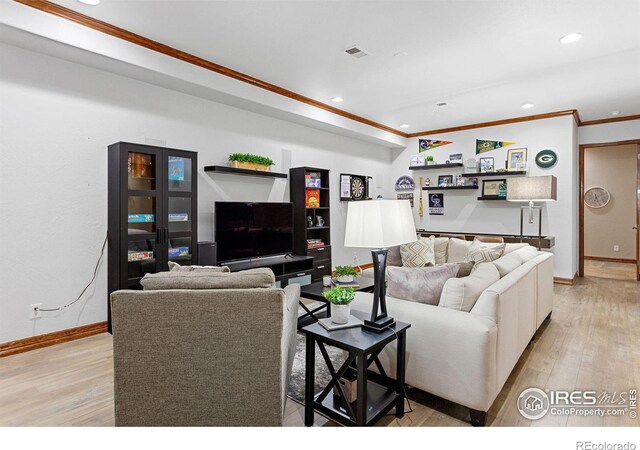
[197, 241, 217, 266]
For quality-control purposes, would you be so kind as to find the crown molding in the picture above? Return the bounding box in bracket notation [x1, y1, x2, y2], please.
[579, 114, 640, 127]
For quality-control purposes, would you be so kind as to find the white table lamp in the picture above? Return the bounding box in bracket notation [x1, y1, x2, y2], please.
[344, 200, 416, 333]
[507, 176, 557, 249]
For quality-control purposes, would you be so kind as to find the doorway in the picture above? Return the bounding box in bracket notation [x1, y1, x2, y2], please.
[579, 139, 640, 281]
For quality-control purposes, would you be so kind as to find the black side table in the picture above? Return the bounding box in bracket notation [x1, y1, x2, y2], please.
[300, 310, 410, 426]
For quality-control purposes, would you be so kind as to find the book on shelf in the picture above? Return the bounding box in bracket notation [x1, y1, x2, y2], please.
[318, 316, 363, 331]
[128, 214, 155, 223]
[305, 188, 320, 207]
[168, 213, 189, 221]
[331, 278, 359, 288]
[128, 251, 153, 262]
[307, 242, 325, 249]
[168, 247, 190, 258]
[305, 172, 322, 188]
[168, 156, 185, 181]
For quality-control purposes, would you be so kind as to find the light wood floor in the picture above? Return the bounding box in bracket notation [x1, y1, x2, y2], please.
[1, 274, 638, 427]
[584, 259, 638, 282]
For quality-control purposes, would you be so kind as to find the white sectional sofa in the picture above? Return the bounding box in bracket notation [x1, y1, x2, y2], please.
[351, 240, 554, 426]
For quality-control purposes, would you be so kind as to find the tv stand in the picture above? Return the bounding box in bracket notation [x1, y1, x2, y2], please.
[224, 254, 314, 288]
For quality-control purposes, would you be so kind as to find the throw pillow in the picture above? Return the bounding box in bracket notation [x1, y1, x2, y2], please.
[387, 245, 403, 267]
[454, 261, 475, 278]
[386, 265, 458, 306]
[466, 240, 505, 264]
[141, 267, 275, 290]
[400, 236, 435, 268]
[446, 238, 473, 263]
[432, 236, 449, 265]
[438, 263, 500, 312]
[503, 243, 529, 254]
[492, 252, 523, 277]
[168, 261, 230, 273]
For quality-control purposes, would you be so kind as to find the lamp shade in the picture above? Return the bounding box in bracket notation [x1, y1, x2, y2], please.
[344, 200, 417, 248]
[507, 175, 557, 202]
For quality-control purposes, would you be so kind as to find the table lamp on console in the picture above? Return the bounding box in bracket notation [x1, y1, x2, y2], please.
[344, 199, 417, 333]
[507, 175, 557, 250]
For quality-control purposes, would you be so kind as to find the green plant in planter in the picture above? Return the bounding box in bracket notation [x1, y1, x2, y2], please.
[228, 153, 274, 166]
[426, 155, 434, 161]
[322, 286, 355, 305]
[334, 265, 359, 277]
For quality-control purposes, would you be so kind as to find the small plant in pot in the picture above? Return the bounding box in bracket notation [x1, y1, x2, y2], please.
[228, 153, 274, 172]
[334, 265, 358, 283]
[323, 287, 355, 324]
[426, 155, 435, 165]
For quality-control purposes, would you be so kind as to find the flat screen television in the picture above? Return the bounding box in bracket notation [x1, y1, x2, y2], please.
[214, 201, 294, 262]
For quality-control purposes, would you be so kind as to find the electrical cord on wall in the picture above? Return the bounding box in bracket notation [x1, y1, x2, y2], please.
[36, 233, 108, 313]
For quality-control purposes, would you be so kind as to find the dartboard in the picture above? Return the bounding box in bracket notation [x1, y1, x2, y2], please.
[351, 177, 365, 200]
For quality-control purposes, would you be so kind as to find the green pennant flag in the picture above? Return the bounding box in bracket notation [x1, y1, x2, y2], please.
[476, 139, 515, 154]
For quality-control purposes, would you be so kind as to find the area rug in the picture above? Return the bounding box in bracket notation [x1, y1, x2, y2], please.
[287, 332, 347, 404]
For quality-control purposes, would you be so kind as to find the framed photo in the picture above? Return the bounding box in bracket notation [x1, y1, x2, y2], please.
[479, 157, 494, 173]
[482, 179, 506, 197]
[438, 175, 453, 187]
[507, 148, 527, 171]
[449, 153, 463, 163]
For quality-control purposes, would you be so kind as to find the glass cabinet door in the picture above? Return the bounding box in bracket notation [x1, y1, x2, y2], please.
[128, 151, 157, 190]
[167, 156, 192, 192]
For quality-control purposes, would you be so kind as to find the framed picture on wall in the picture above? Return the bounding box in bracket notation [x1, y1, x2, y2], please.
[479, 157, 494, 173]
[507, 148, 527, 171]
[482, 179, 506, 197]
[438, 175, 453, 187]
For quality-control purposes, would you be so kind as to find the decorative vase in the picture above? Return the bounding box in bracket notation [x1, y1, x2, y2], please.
[231, 160, 271, 172]
[427, 160, 435, 166]
[331, 304, 351, 324]
[337, 275, 354, 283]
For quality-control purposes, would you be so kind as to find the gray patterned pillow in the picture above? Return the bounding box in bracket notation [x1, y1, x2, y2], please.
[386, 265, 459, 306]
[400, 236, 436, 267]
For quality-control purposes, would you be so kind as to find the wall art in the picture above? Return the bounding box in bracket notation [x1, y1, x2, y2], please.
[419, 139, 453, 152]
[476, 139, 515, 154]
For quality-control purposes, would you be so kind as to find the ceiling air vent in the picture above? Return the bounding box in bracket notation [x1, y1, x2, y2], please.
[345, 46, 368, 58]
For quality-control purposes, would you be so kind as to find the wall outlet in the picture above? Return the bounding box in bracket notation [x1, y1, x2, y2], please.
[29, 303, 42, 320]
[613, 245, 620, 252]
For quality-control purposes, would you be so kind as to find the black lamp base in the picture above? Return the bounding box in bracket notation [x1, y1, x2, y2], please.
[362, 316, 396, 334]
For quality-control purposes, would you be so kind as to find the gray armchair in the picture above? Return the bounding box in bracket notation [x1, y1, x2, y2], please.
[110, 276, 299, 426]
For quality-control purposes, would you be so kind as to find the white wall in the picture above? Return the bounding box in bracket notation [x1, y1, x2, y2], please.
[0, 43, 393, 343]
[578, 119, 640, 145]
[389, 115, 578, 279]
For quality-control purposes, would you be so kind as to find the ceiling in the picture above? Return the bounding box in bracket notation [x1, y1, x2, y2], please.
[37, 0, 640, 133]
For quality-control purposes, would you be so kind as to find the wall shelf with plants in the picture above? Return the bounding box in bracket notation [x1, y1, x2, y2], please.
[204, 165, 287, 178]
[204, 152, 287, 178]
[409, 163, 464, 170]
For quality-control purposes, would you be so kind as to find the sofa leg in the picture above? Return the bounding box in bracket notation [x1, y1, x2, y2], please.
[546, 311, 552, 321]
[469, 409, 487, 427]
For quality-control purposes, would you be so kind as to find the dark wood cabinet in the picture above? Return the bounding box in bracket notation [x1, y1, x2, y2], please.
[108, 142, 198, 331]
[290, 167, 332, 282]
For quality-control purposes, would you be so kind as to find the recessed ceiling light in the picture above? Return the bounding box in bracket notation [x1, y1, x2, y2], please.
[521, 103, 535, 109]
[560, 32, 583, 44]
[399, 124, 409, 129]
[78, 0, 100, 4]
[611, 110, 621, 116]
[436, 102, 448, 107]
[331, 97, 343, 103]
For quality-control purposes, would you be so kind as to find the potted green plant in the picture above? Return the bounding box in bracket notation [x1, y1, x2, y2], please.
[334, 265, 358, 283]
[322, 286, 356, 324]
[228, 153, 274, 172]
[426, 155, 436, 166]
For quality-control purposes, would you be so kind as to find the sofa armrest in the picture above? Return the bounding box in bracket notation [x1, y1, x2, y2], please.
[350, 292, 498, 411]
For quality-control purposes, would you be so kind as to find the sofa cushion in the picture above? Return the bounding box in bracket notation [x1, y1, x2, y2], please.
[455, 261, 476, 278]
[503, 243, 529, 254]
[400, 236, 435, 267]
[168, 261, 230, 273]
[446, 238, 472, 263]
[492, 252, 524, 278]
[438, 263, 500, 312]
[432, 236, 449, 265]
[466, 240, 505, 265]
[513, 245, 539, 262]
[141, 268, 275, 290]
[387, 264, 459, 306]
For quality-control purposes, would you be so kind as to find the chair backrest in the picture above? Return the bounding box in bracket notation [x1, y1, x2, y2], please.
[111, 288, 286, 426]
[475, 235, 505, 244]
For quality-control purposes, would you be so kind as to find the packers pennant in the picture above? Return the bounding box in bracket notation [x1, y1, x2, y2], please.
[476, 139, 515, 154]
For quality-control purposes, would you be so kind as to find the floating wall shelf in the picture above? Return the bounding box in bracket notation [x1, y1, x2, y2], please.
[409, 163, 464, 170]
[204, 165, 288, 178]
[422, 186, 478, 191]
[461, 171, 527, 177]
[477, 196, 507, 201]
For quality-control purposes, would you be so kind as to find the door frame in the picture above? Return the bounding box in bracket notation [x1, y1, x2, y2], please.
[578, 139, 640, 279]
